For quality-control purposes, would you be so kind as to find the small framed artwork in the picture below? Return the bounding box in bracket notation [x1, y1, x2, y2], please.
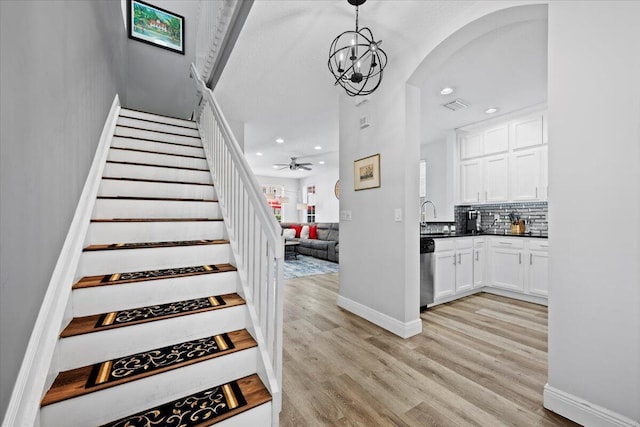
[354, 154, 381, 191]
[128, 0, 185, 55]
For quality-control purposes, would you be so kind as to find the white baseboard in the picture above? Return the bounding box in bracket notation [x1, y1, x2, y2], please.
[482, 287, 548, 306]
[544, 384, 639, 427]
[337, 295, 422, 338]
[2, 95, 121, 427]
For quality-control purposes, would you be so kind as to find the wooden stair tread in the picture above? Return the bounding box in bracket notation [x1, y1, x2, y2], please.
[60, 293, 244, 338]
[120, 108, 197, 128]
[116, 124, 200, 139]
[99, 374, 271, 427]
[110, 146, 206, 160]
[42, 329, 256, 406]
[91, 218, 223, 222]
[84, 239, 229, 252]
[97, 196, 217, 202]
[106, 160, 209, 172]
[102, 176, 213, 186]
[73, 263, 237, 289]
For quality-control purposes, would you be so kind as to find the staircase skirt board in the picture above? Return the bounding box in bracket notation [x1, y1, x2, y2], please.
[40, 351, 259, 427]
[87, 220, 225, 244]
[115, 126, 201, 147]
[72, 270, 237, 317]
[103, 161, 212, 183]
[78, 243, 231, 277]
[119, 108, 198, 129]
[107, 148, 209, 170]
[117, 116, 200, 137]
[42, 329, 256, 406]
[111, 136, 205, 157]
[92, 199, 221, 220]
[57, 304, 247, 371]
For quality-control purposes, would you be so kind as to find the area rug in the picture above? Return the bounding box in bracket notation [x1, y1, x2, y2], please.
[283, 255, 339, 279]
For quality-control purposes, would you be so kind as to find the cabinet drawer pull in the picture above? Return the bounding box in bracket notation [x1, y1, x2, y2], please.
[535, 187, 538, 198]
[519, 253, 522, 264]
[485, 191, 488, 200]
[475, 251, 479, 261]
[458, 253, 461, 264]
[477, 192, 480, 202]
[530, 253, 533, 265]
[500, 242, 513, 245]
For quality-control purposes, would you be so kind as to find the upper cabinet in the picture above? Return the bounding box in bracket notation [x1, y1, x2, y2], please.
[456, 108, 548, 204]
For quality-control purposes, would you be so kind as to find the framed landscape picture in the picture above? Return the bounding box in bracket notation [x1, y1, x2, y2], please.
[128, 0, 185, 54]
[354, 154, 381, 191]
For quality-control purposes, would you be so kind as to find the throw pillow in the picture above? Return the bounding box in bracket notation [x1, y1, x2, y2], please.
[291, 224, 302, 238]
[300, 225, 310, 239]
[282, 228, 296, 240]
[309, 225, 318, 239]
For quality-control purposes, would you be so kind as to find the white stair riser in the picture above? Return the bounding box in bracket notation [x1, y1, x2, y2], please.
[87, 221, 226, 244]
[119, 108, 197, 129]
[117, 116, 200, 137]
[111, 136, 205, 158]
[115, 126, 201, 147]
[217, 403, 271, 427]
[93, 199, 220, 219]
[41, 347, 258, 427]
[98, 180, 216, 200]
[79, 244, 231, 277]
[104, 162, 212, 183]
[72, 271, 238, 316]
[108, 149, 209, 170]
[57, 305, 247, 370]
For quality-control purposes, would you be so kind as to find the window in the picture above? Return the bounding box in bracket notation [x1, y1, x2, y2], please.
[306, 185, 316, 222]
[262, 184, 285, 222]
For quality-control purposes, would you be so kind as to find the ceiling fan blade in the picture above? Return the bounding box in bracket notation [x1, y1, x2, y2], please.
[273, 163, 289, 167]
[297, 162, 313, 166]
[300, 166, 312, 171]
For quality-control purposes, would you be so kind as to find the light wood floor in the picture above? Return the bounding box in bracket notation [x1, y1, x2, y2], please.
[280, 273, 579, 427]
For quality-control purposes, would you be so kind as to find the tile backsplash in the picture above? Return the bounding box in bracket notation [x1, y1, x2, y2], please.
[455, 202, 548, 235]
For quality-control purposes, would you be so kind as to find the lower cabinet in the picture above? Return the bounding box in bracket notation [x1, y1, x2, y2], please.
[434, 250, 456, 300]
[433, 238, 473, 301]
[527, 240, 549, 296]
[473, 238, 485, 288]
[490, 238, 525, 292]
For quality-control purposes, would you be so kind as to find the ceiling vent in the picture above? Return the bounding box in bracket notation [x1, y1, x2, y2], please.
[443, 99, 469, 111]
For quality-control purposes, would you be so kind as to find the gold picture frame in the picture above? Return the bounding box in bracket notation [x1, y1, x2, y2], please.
[354, 154, 381, 191]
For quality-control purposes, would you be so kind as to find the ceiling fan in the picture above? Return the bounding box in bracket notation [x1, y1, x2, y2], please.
[274, 157, 313, 171]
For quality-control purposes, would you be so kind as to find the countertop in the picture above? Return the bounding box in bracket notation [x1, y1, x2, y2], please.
[420, 231, 548, 239]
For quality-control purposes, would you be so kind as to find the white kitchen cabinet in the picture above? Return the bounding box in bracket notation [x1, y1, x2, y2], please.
[511, 149, 541, 201]
[527, 240, 549, 296]
[490, 238, 524, 292]
[483, 125, 509, 155]
[455, 240, 474, 293]
[460, 160, 483, 204]
[434, 250, 456, 300]
[484, 155, 509, 202]
[473, 239, 485, 288]
[460, 132, 483, 160]
[511, 114, 544, 149]
[540, 146, 548, 200]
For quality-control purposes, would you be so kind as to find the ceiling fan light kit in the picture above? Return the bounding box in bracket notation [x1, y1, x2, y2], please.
[328, 0, 388, 96]
[273, 157, 313, 171]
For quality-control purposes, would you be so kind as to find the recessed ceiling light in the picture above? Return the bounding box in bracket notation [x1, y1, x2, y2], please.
[275, 138, 284, 144]
[440, 87, 454, 95]
[314, 146, 322, 150]
[272, 165, 279, 169]
[484, 107, 498, 114]
[319, 161, 325, 165]
[256, 152, 263, 156]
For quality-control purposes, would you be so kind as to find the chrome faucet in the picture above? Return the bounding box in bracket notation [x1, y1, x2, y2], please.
[420, 200, 437, 227]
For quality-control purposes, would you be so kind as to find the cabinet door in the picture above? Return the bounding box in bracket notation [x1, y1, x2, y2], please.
[491, 248, 524, 291]
[460, 132, 483, 159]
[484, 155, 509, 202]
[455, 248, 474, 292]
[540, 146, 548, 200]
[460, 160, 482, 204]
[473, 245, 485, 288]
[434, 251, 456, 300]
[483, 125, 509, 155]
[511, 149, 541, 201]
[511, 114, 543, 149]
[528, 250, 549, 296]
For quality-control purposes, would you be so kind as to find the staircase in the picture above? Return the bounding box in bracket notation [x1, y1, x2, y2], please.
[39, 108, 273, 426]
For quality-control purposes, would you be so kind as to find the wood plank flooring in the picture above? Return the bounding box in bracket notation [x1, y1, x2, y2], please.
[280, 273, 579, 427]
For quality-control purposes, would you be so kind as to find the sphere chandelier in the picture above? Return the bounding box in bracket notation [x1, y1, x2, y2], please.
[328, 0, 388, 97]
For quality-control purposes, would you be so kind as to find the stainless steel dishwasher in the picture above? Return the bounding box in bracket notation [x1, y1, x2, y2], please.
[420, 237, 435, 311]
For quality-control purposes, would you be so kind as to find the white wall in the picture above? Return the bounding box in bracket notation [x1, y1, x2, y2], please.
[420, 137, 455, 222]
[300, 167, 340, 223]
[254, 175, 301, 223]
[545, 2, 640, 425]
[0, 0, 127, 419]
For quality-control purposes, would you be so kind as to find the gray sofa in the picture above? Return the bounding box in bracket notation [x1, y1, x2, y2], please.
[280, 222, 339, 263]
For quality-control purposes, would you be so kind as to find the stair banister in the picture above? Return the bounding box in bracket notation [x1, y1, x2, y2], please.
[190, 63, 284, 426]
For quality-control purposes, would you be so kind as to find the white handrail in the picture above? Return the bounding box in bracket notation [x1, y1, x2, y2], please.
[190, 63, 283, 425]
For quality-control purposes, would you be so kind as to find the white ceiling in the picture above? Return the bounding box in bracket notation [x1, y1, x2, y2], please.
[214, 1, 548, 177]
